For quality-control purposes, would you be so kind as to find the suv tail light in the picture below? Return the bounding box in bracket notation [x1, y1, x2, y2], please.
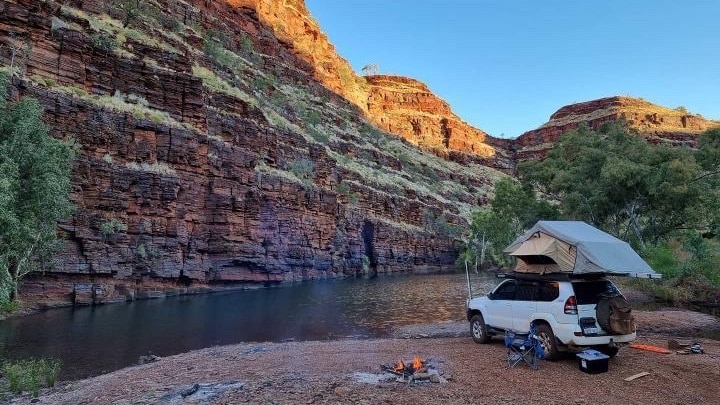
[564, 295, 578, 314]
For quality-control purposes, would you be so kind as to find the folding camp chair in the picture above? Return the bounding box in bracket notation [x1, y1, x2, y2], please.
[504, 323, 544, 369]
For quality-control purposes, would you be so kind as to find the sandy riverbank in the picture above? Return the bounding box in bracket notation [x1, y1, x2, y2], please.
[6, 308, 720, 405]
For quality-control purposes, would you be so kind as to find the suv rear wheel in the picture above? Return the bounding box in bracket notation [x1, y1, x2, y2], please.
[470, 314, 490, 344]
[536, 324, 560, 361]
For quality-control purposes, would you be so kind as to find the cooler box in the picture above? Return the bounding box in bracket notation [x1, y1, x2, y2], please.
[576, 349, 609, 374]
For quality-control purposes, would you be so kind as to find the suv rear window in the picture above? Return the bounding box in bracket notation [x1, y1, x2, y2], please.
[572, 280, 619, 305]
[536, 282, 559, 302]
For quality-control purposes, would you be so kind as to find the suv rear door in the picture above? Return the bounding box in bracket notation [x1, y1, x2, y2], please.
[571, 279, 620, 334]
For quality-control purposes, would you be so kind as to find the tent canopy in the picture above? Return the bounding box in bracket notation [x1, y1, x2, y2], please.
[504, 221, 660, 278]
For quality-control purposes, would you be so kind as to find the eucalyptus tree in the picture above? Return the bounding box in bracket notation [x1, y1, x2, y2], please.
[0, 73, 75, 305]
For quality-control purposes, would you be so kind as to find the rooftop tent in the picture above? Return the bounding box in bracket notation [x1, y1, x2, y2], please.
[504, 221, 661, 278]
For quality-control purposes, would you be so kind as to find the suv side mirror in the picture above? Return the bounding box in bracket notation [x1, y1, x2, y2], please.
[487, 292, 495, 300]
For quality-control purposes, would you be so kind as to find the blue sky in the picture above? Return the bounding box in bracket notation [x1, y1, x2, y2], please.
[305, 0, 720, 138]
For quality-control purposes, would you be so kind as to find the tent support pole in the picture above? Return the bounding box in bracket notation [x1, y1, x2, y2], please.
[465, 260, 473, 300]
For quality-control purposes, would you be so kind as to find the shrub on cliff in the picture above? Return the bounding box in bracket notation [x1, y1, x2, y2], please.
[0, 73, 75, 306]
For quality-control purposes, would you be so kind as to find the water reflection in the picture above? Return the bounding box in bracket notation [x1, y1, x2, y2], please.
[0, 272, 497, 379]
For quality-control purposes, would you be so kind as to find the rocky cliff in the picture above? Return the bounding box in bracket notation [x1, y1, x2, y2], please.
[244, 0, 507, 166]
[1, 0, 717, 309]
[0, 0, 506, 308]
[515, 96, 720, 160]
[365, 75, 494, 156]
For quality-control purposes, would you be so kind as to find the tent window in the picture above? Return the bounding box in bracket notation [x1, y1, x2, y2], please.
[518, 255, 557, 265]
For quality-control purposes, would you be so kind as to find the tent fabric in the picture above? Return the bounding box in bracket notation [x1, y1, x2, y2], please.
[512, 232, 575, 274]
[504, 221, 660, 278]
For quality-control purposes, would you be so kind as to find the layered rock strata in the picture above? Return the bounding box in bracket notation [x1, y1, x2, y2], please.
[245, 0, 507, 166]
[1, 0, 505, 308]
[515, 96, 720, 160]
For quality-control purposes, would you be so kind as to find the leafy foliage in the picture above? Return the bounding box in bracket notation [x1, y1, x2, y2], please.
[519, 122, 713, 248]
[99, 219, 127, 239]
[468, 122, 720, 302]
[463, 178, 559, 268]
[88, 32, 118, 53]
[0, 73, 75, 305]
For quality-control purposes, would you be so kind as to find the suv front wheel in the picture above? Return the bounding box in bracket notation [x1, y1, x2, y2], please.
[470, 314, 490, 344]
[536, 324, 560, 361]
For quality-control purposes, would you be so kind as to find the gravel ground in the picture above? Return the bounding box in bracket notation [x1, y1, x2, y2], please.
[7, 310, 720, 405]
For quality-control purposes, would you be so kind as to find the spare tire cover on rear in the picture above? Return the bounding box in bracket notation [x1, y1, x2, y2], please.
[597, 293, 634, 334]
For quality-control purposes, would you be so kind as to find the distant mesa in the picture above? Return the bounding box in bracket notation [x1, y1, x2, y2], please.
[515, 96, 720, 161]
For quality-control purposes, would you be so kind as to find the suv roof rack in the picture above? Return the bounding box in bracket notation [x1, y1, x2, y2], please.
[495, 272, 608, 281]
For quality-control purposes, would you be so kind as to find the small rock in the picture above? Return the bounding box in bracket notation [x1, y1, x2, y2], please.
[138, 354, 161, 365]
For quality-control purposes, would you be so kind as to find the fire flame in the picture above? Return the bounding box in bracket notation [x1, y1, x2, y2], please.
[390, 357, 424, 374]
[412, 356, 423, 372]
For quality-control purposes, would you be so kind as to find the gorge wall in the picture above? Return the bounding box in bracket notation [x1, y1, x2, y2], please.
[1, 0, 505, 308]
[244, 0, 512, 169]
[1, 0, 717, 310]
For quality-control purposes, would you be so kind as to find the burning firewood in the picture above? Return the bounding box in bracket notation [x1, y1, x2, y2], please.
[379, 356, 447, 383]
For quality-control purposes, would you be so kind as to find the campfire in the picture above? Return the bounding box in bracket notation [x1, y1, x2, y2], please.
[380, 356, 448, 384]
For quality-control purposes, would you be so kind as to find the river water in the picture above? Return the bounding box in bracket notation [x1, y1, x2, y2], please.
[0, 272, 498, 380]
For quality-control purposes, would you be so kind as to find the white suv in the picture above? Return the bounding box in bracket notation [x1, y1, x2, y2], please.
[466, 275, 636, 359]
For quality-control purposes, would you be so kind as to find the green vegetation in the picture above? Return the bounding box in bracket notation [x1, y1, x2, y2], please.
[60, 5, 180, 55]
[462, 177, 559, 269]
[113, 0, 143, 28]
[307, 127, 329, 144]
[287, 158, 315, 186]
[0, 73, 75, 307]
[50, 17, 70, 32]
[520, 123, 717, 248]
[466, 122, 720, 303]
[1, 358, 61, 398]
[89, 32, 118, 53]
[192, 65, 254, 104]
[424, 210, 463, 238]
[335, 181, 352, 196]
[49, 85, 190, 130]
[99, 219, 127, 239]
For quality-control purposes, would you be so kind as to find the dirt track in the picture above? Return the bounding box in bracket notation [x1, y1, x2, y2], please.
[7, 309, 720, 405]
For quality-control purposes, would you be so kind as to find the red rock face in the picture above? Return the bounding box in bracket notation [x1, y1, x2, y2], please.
[3, 0, 715, 310]
[2, 0, 484, 308]
[245, 1, 507, 164]
[365, 75, 495, 156]
[515, 96, 720, 160]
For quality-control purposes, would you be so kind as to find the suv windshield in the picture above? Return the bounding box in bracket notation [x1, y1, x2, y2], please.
[572, 280, 619, 305]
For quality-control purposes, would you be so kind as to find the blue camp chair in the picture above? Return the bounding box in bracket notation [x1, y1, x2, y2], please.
[504, 323, 544, 369]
